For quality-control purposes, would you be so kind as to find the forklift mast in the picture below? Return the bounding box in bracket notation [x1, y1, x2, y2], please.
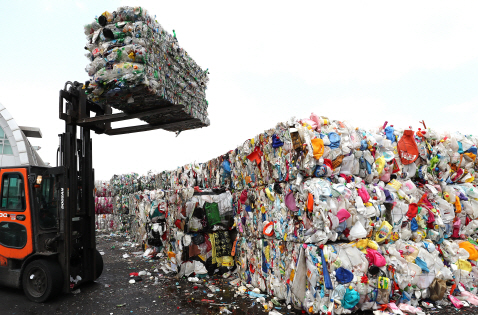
[58, 81, 172, 292]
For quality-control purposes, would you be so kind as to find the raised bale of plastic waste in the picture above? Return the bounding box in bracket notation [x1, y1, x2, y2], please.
[83, 6, 210, 132]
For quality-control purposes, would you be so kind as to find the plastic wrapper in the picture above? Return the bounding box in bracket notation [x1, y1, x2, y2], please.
[84, 7, 210, 132]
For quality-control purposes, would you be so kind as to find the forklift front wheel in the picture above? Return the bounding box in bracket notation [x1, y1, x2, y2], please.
[22, 259, 63, 303]
[95, 249, 104, 280]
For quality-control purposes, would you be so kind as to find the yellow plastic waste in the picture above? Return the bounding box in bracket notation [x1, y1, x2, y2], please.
[456, 259, 472, 272]
[375, 221, 392, 243]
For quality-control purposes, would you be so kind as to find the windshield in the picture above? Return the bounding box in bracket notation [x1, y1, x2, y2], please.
[35, 175, 58, 229]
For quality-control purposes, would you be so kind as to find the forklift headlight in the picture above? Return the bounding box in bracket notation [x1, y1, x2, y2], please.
[36, 175, 42, 185]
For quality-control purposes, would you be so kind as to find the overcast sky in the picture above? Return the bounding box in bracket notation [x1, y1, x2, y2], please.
[1, 1, 478, 180]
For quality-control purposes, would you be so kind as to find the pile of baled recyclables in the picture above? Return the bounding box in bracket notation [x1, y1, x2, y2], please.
[100, 111, 478, 314]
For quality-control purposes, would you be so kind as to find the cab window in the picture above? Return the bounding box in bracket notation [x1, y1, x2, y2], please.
[36, 175, 58, 229]
[0, 222, 27, 248]
[1, 173, 26, 211]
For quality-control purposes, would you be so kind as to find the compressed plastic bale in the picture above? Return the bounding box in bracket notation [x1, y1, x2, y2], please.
[84, 7, 210, 132]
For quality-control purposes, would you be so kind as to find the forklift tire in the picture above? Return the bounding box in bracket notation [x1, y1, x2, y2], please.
[22, 259, 63, 303]
[95, 249, 104, 280]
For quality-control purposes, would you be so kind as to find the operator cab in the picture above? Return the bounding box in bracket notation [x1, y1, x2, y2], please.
[0, 167, 62, 300]
[0, 165, 102, 302]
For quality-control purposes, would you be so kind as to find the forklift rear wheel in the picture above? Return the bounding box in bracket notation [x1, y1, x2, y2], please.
[95, 249, 104, 280]
[22, 259, 63, 303]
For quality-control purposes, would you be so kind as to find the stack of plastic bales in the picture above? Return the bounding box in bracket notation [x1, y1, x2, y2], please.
[110, 173, 141, 196]
[83, 6, 210, 132]
[129, 189, 168, 251]
[105, 113, 478, 313]
[94, 180, 115, 231]
[231, 115, 478, 313]
[166, 187, 236, 277]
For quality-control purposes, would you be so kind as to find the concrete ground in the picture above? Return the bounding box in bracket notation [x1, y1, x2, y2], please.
[1, 233, 299, 315]
[2, 233, 477, 315]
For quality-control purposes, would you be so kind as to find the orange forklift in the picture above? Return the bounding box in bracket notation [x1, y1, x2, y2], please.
[0, 81, 186, 302]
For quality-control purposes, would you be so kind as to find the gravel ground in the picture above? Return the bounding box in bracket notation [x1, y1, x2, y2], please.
[2, 233, 478, 315]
